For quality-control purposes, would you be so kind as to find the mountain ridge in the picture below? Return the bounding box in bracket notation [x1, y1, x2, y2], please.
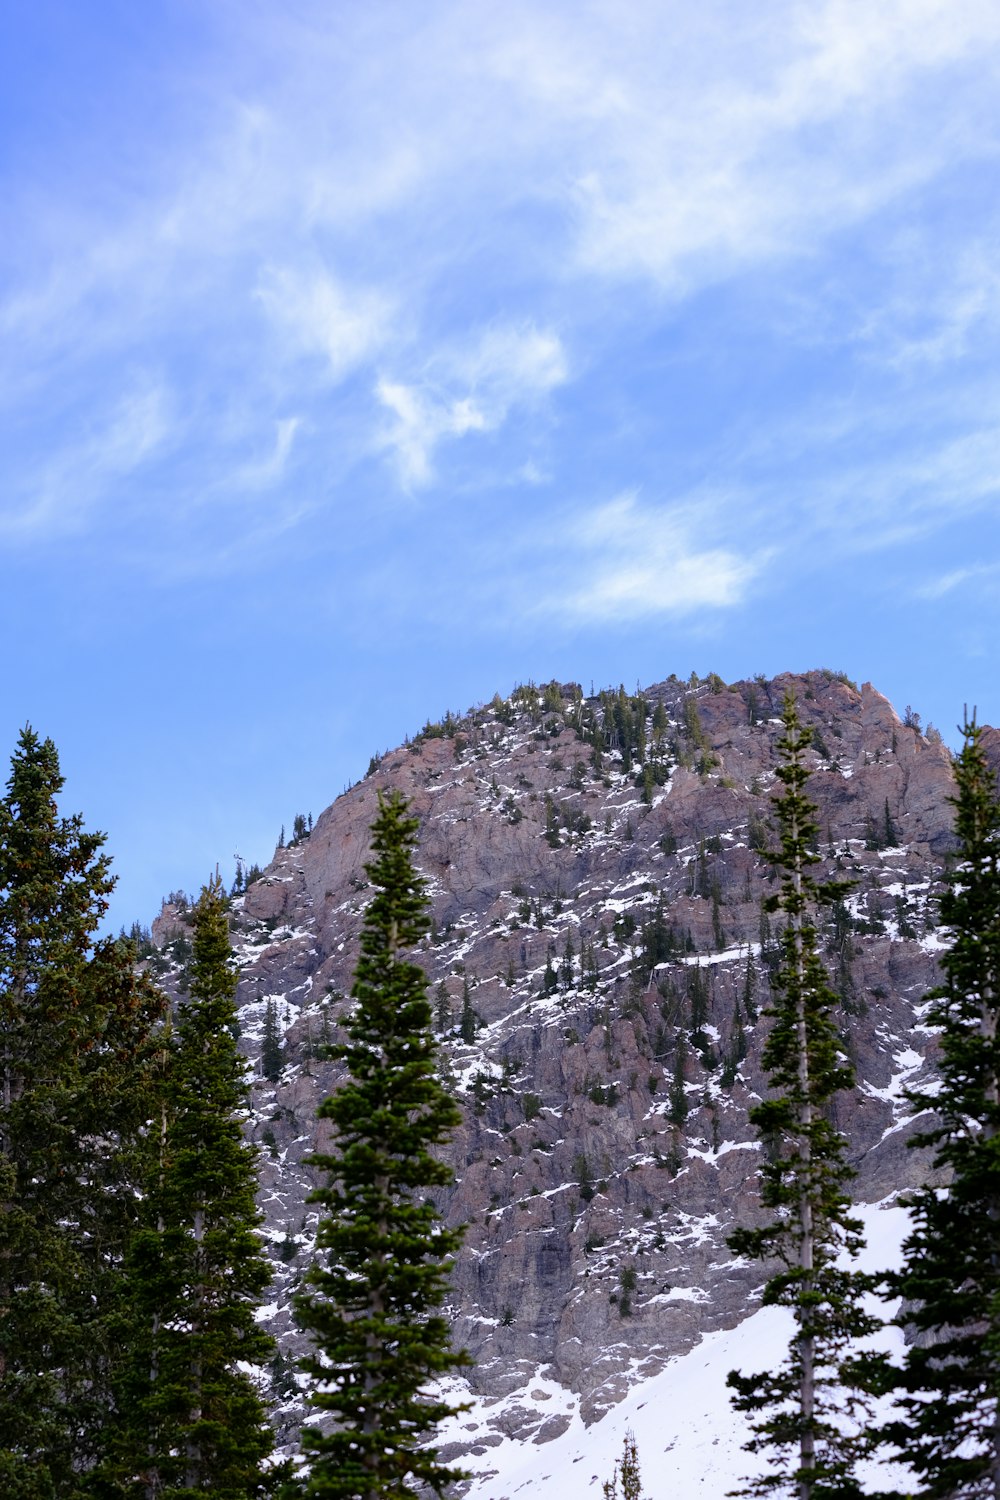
[147, 668, 969, 1462]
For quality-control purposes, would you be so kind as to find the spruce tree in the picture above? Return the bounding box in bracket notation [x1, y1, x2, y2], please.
[294, 790, 469, 1500]
[726, 695, 877, 1500]
[111, 873, 276, 1498]
[602, 1430, 650, 1500]
[881, 716, 1000, 1498]
[459, 975, 476, 1044]
[261, 995, 285, 1083]
[0, 727, 168, 1496]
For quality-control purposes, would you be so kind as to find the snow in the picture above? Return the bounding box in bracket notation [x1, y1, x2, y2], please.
[451, 1202, 913, 1499]
[679, 942, 760, 969]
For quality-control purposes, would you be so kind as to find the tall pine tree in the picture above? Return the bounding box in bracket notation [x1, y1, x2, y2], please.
[110, 873, 276, 1499]
[882, 716, 1000, 1498]
[0, 727, 168, 1497]
[726, 695, 877, 1500]
[294, 790, 469, 1500]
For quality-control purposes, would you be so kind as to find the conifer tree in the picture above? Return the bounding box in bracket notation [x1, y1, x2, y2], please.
[726, 695, 876, 1500]
[294, 790, 469, 1500]
[602, 1430, 650, 1500]
[0, 727, 168, 1496]
[881, 716, 1000, 1498]
[459, 975, 476, 1044]
[261, 994, 285, 1083]
[112, 873, 276, 1498]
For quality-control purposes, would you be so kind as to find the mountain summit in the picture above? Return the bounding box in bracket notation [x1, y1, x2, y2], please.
[150, 669, 964, 1460]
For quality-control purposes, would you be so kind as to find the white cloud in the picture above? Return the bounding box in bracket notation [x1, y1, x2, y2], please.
[544, 491, 764, 621]
[5, 0, 1000, 577]
[1, 377, 173, 538]
[490, 0, 1000, 290]
[916, 561, 1000, 601]
[234, 417, 301, 490]
[376, 322, 568, 487]
[255, 266, 391, 381]
[853, 238, 1000, 371]
[457, 324, 567, 398]
[375, 380, 488, 488]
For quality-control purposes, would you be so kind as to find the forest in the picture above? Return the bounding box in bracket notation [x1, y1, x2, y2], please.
[2, 694, 1000, 1500]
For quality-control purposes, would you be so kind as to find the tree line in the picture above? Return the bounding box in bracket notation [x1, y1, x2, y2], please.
[726, 697, 1000, 1500]
[0, 730, 464, 1499]
[5, 700, 1000, 1500]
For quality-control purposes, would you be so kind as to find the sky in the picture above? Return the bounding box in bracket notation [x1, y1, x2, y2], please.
[3, 0, 1000, 931]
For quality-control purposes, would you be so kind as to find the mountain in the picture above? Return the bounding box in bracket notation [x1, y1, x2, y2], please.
[148, 669, 966, 1472]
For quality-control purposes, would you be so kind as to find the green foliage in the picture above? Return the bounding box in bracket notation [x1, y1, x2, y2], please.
[262, 994, 285, 1082]
[294, 791, 469, 1500]
[683, 695, 709, 750]
[459, 975, 477, 1043]
[111, 873, 277, 1498]
[290, 812, 312, 845]
[880, 717, 1000, 1496]
[668, 1045, 689, 1126]
[726, 695, 876, 1500]
[0, 727, 169, 1494]
[602, 1430, 650, 1500]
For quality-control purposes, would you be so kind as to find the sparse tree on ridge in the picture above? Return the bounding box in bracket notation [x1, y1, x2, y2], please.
[881, 716, 1000, 1498]
[726, 695, 877, 1500]
[293, 790, 469, 1500]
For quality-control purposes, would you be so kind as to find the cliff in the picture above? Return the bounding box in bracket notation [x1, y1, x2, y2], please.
[149, 669, 963, 1461]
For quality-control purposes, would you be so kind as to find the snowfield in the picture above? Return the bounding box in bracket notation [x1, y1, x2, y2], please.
[445, 1201, 914, 1497]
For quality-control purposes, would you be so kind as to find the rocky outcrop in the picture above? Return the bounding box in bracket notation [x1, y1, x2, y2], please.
[150, 669, 962, 1451]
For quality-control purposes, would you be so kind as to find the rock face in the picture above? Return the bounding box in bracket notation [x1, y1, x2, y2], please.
[149, 670, 965, 1452]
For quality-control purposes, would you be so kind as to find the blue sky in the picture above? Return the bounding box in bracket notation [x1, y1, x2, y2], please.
[4, 0, 1000, 930]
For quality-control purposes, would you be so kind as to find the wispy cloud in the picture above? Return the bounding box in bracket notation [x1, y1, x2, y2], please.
[376, 323, 568, 487]
[550, 1, 1000, 289]
[233, 417, 301, 490]
[541, 491, 765, 623]
[1, 377, 173, 538]
[853, 237, 1000, 372]
[4, 0, 1000, 580]
[916, 560, 1000, 601]
[255, 266, 392, 381]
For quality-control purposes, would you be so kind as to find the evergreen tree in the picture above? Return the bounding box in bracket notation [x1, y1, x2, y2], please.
[435, 982, 452, 1037]
[602, 1430, 650, 1500]
[294, 790, 469, 1500]
[881, 717, 1000, 1497]
[459, 976, 476, 1044]
[111, 873, 276, 1498]
[0, 727, 168, 1496]
[726, 695, 876, 1500]
[261, 995, 284, 1083]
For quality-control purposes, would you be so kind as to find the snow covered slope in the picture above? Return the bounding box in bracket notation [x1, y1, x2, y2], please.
[454, 1202, 913, 1498]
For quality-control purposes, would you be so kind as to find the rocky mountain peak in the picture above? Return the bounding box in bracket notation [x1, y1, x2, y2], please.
[148, 669, 962, 1457]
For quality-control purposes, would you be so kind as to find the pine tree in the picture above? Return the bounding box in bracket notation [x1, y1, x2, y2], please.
[726, 695, 877, 1500]
[294, 790, 469, 1500]
[881, 716, 1000, 1497]
[0, 727, 168, 1496]
[435, 982, 452, 1037]
[602, 1430, 650, 1500]
[111, 873, 276, 1498]
[261, 995, 284, 1083]
[459, 975, 476, 1044]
